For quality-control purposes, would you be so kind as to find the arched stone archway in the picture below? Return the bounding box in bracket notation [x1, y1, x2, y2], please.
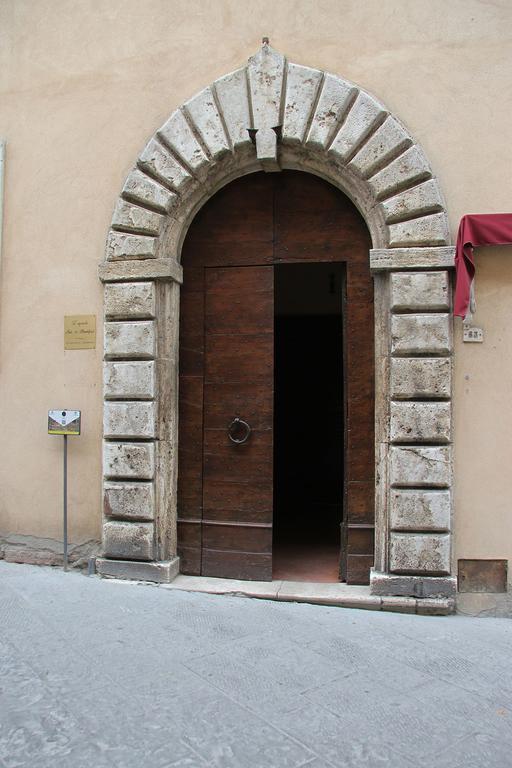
[98, 43, 456, 603]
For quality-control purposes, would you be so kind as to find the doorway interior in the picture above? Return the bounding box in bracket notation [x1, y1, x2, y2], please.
[273, 263, 345, 582]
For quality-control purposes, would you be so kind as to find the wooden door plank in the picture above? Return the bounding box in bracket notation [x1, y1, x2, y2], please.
[202, 265, 274, 581]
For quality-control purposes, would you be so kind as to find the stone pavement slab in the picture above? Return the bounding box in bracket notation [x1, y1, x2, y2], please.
[1, 561, 512, 767]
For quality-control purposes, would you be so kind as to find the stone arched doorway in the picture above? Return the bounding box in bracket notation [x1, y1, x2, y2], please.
[98, 43, 456, 602]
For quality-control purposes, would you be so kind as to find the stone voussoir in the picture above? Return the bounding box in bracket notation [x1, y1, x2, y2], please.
[214, 67, 252, 149]
[106, 231, 157, 261]
[158, 109, 209, 175]
[368, 144, 432, 200]
[306, 73, 356, 150]
[282, 63, 323, 144]
[349, 115, 412, 179]
[184, 86, 231, 160]
[381, 178, 445, 224]
[122, 168, 177, 214]
[388, 212, 450, 248]
[138, 136, 193, 192]
[112, 199, 164, 237]
[329, 90, 386, 163]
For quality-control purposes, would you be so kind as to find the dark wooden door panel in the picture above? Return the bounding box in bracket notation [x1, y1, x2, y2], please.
[202, 479, 272, 523]
[202, 265, 274, 580]
[201, 550, 272, 581]
[203, 383, 273, 431]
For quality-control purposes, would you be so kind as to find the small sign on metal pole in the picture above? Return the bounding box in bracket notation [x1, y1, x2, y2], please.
[48, 410, 81, 571]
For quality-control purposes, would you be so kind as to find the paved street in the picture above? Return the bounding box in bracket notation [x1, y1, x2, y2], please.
[0, 561, 511, 767]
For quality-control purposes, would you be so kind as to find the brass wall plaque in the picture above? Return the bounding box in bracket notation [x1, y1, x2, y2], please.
[64, 315, 96, 350]
[458, 559, 508, 593]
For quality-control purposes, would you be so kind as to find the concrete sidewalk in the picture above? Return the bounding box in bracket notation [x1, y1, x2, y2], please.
[1, 562, 511, 767]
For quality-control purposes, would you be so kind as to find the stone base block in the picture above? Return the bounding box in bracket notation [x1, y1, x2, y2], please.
[96, 557, 180, 583]
[417, 597, 455, 616]
[370, 569, 456, 598]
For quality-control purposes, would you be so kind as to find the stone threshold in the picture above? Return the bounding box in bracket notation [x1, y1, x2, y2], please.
[160, 575, 454, 616]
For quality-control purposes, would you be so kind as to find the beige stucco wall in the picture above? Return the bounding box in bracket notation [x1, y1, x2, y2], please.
[0, 0, 511, 570]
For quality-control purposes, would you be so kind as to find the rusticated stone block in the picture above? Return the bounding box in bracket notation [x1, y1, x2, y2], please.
[104, 402, 156, 439]
[388, 212, 450, 248]
[104, 321, 155, 359]
[390, 446, 451, 487]
[390, 489, 451, 531]
[389, 532, 450, 575]
[103, 442, 155, 480]
[104, 282, 156, 320]
[390, 401, 451, 443]
[103, 481, 154, 521]
[184, 86, 230, 160]
[106, 232, 157, 261]
[122, 169, 176, 214]
[138, 137, 192, 192]
[158, 110, 208, 174]
[381, 179, 445, 224]
[368, 145, 432, 200]
[103, 521, 154, 561]
[329, 91, 386, 163]
[306, 74, 356, 150]
[214, 67, 252, 149]
[390, 358, 451, 399]
[391, 271, 449, 312]
[349, 115, 412, 178]
[104, 361, 155, 400]
[111, 199, 163, 237]
[282, 63, 322, 144]
[391, 314, 451, 356]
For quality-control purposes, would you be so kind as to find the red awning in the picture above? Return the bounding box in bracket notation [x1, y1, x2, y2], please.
[454, 214, 512, 319]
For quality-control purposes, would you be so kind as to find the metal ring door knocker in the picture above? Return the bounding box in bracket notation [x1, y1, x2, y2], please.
[228, 417, 251, 444]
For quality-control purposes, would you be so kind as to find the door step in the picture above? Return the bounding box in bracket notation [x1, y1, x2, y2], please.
[160, 575, 454, 615]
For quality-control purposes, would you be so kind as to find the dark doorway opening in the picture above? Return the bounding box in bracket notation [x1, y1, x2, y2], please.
[273, 263, 345, 582]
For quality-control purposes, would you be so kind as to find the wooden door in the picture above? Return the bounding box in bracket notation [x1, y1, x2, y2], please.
[177, 170, 374, 584]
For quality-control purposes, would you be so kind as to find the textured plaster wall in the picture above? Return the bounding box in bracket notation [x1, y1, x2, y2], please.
[0, 0, 510, 562]
[454, 248, 512, 573]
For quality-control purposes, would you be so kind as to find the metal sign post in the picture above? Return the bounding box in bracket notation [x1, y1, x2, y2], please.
[48, 410, 81, 572]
